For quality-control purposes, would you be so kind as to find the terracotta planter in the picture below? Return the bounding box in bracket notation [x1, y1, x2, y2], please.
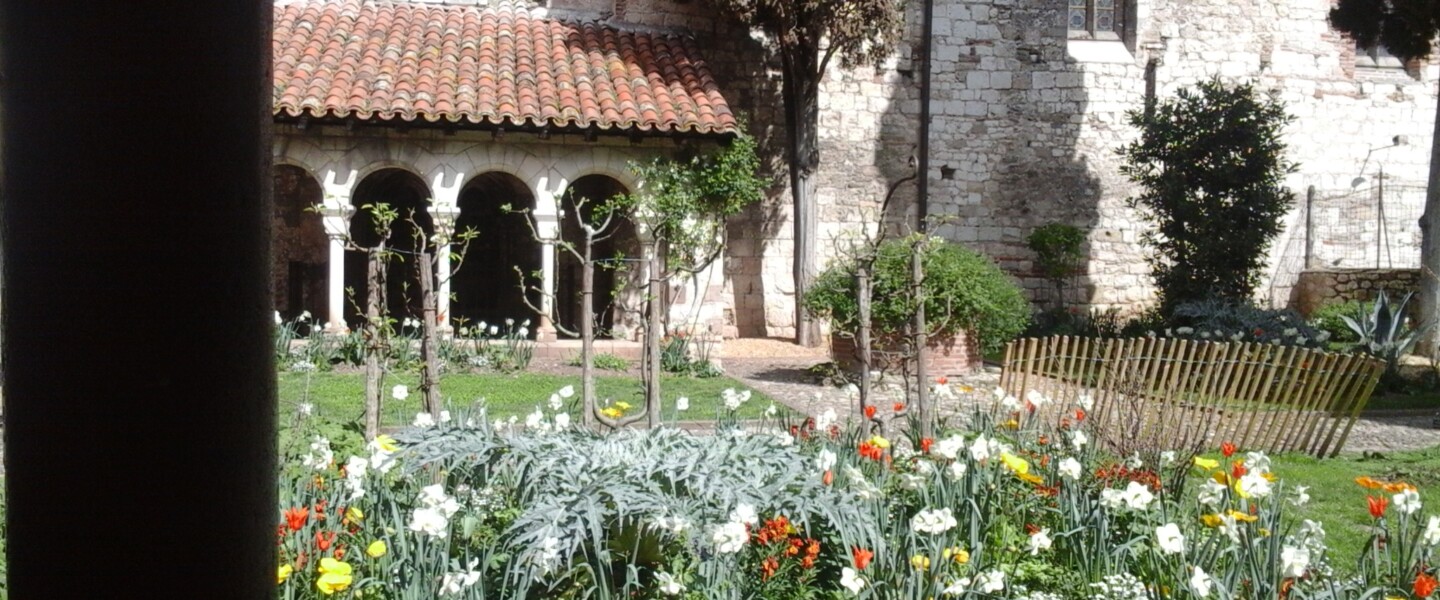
[829, 330, 981, 377]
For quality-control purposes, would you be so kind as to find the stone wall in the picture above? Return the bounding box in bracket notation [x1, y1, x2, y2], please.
[830, 331, 983, 377]
[1290, 268, 1421, 316]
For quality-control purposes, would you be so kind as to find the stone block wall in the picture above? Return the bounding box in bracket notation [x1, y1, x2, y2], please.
[1290, 268, 1421, 316]
[830, 331, 983, 377]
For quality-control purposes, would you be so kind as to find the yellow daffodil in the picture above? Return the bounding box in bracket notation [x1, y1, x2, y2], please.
[1200, 513, 1222, 527]
[1193, 457, 1219, 470]
[1000, 452, 1030, 475]
[943, 546, 970, 565]
[1258, 527, 1271, 537]
[869, 435, 891, 449]
[345, 506, 363, 523]
[1262, 472, 1277, 482]
[910, 554, 931, 570]
[277, 564, 293, 585]
[316, 558, 353, 595]
[366, 540, 387, 558]
[1018, 471, 1044, 485]
[373, 435, 399, 453]
[1211, 471, 1229, 486]
[1002, 418, 1020, 430]
[601, 407, 622, 419]
[614, 401, 633, 411]
[1225, 509, 1258, 523]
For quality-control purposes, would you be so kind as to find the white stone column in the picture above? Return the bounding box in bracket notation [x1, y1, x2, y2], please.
[435, 218, 454, 334]
[533, 175, 563, 341]
[323, 214, 349, 332]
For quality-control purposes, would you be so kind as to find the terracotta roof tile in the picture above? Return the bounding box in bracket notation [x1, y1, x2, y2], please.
[273, 0, 737, 135]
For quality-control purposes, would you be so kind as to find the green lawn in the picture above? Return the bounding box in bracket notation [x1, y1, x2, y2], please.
[278, 371, 789, 425]
[1268, 445, 1440, 572]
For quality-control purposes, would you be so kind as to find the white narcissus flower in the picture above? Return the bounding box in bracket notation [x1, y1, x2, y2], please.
[553, 412, 571, 429]
[976, 570, 1005, 593]
[840, 567, 866, 594]
[1425, 515, 1440, 546]
[1121, 481, 1156, 510]
[1199, 480, 1227, 506]
[413, 412, 436, 428]
[438, 410, 451, 423]
[1058, 457, 1083, 480]
[654, 571, 685, 595]
[1218, 514, 1242, 544]
[1161, 451, 1177, 466]
[1100, 488, 1126, 511]
[1190, 566, 1214, 598]
[1281, 545, 1310, 578]
[1155, 523, 1186, 554]
[946, 461, 967, 481]
[941, 578, 971, 596]
[932, 435, 965, 460]
[817, 448, 837, 473]
[408, 507, 449, 538]
[1028, 528, 1053, 555]
[969, 435, 992, 462]
[1071, 430, 1089, 451]
[712, 521, 748, 554]
[392, 384, 409, 401]
[548, 394, 563, 411]
[298, 402, 314, 416]
[765, 403, 778, 417]
[911, 507, 958, 534]
[676, 396, 689, 412]
[302, 435, 333, 471]
[1236, 471, 1272, 499]
[730, 503, 758, 526]
[1290, 485, 1311, 507]
[1244, 451, 1272, 473]
[1393, 488, 1422, 515]
[1077, 393, 1094, 411]
[558, 385, 575, 398]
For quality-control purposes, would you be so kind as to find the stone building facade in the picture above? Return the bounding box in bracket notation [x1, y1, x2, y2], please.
[272, 0, 1439, 340]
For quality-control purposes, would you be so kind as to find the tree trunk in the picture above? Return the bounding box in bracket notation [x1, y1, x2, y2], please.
[418, 246, 441, 415]
[782, 43, 822, 347]
[363, 244, 386, 440]
[581, 229, 597, 427]
[645, 238, 663, 429]
[912, 238, 931, 439]
[857, 264, 873, 430]
[1416, 81, 1440, 357]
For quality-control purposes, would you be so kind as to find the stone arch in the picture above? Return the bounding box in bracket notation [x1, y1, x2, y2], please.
[557, 174, 640, 338]
[344, 168, 435, 328]
[451, 171, 542, 333]
[272, 164, 328, 331]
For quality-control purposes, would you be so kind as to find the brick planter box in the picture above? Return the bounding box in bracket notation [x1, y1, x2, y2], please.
[830, 331, 981, 377]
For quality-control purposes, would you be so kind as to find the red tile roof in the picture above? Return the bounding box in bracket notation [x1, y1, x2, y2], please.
[273, 0, 737, 135]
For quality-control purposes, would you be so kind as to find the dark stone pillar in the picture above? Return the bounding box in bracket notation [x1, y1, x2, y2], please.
[1, 2, 275, 596]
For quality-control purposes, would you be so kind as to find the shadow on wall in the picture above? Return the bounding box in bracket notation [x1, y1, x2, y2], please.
[872, 1, 1108, 315]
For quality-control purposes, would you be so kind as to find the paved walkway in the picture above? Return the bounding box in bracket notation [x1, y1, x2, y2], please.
[717, 340, 1440, 455]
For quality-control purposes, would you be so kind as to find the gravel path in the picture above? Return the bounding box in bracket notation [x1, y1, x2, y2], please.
[715, 340, 1440, 455]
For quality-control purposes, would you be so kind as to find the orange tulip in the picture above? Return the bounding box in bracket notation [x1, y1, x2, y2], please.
[283, 507, 309, 532]
[920, 438, 934, 453]
[1415, 572, 1437, 598]
[1367, 495, 1388, 518]
[852, 547, 874, 570]
[1221, 442, 1237, 457]
[864, 405, 877, 419]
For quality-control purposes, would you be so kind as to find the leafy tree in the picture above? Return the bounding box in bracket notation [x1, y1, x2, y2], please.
[1118, 79, 1297, 316]
[701, 0, 904, 346]
[1330, 2, 1440, 353]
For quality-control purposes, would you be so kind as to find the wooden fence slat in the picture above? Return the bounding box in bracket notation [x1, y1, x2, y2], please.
[1321, 359, 1384, 456]
[1254, 344, 1307, 453]
[1152, 338, 1190, 450]
[1289, 352, 1349, 454]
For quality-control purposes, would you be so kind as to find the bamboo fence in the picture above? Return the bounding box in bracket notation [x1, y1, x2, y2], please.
[998, 336, 1384, 457]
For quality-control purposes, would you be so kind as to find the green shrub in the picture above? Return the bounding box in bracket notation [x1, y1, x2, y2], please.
[1119, 78, 1297, 315]
[1024, 307, 1126, 339]
[804, 235, 1031, 355]
[569, 352, 631, 372]
[1310, 299, 1365, 346]
[1026, 223, 1085, 309]
[1166, 298, 1323, 347]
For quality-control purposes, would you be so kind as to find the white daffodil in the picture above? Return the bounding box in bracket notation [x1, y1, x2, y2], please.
[911, 507, 958, 534]
[941, 578, 971, 596]
[969, 435, 993, 462]
[1121, 481, 1156, 510]
[392, 384, 409, 400]
[1236, 471, 1272, 499]
[558, 385, 575, 398]
[976, 570, 1005, 593]
[730, 503, 758, 526]
[675, 396, 689, 412]
[548, 394, 563, 411]
[1156, 523, 1186, 554]
[712, 521, 748, 554]
[1290, 485, 1311, 507]
[302, 435, 333, 471]
[1244, 451, 1272, 473]
[1077, 393, 1095, 411]
[1070, 430, 1089, 451]
[1393, 488, 1422, 515]
[1058, 457, 1083, 480]
[413, 412, 436, 428]
[947, 461, 967, 481]
[1199, 480, 1227, 506]
[840, 567, 866, 594]
[1422, 515, 1440, 546]
[1028, 528, 1053, 555]
[932, 435, 965, 460]
[1190, 566, 1214, 598]
[655, 571, 685, 595]
[554, 412, 571, 429]
[408, 507, 449, 538]
[817, 448, 837, 473]
[1100, 488, 1126, 511]
[1281, 545, 1310, 578]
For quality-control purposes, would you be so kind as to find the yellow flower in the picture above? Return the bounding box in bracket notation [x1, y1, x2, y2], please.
[316, 558, 353, 595]
[1002, 418, 1020, 430]
[1000, 452, 1030, 475]
[959, 385, 975, 394]
[1258, 527, 1271, 537]
[1200, 514, 1222, 528]
[870, 435, 891, 449]
[1261, 472, 1277, 483]
[1211, 471, 1229, 486]
[277, 564, 294, 585]
[614, 401, 633, 411]
[600, 407, 622, 419]
[943, 546, 970, 565]
[1017, 471, 1044, 485]
[1225, 509, 1258, 523]
[366, 540, 387, 558]
[910, 554, 931, 570]
[1193, 457, 1219, 470]
[345, 506, 364, 523]
[373, 435, 399, 453]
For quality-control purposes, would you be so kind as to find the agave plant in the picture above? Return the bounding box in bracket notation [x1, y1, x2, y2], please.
[1340, 291, 1430, 378]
